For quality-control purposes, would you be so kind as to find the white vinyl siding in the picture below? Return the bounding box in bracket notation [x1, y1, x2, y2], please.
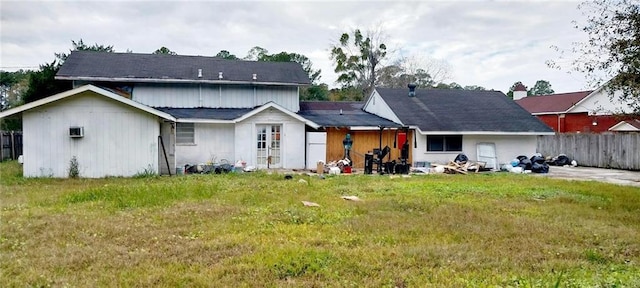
[175, 123, 235, 168]
[22, 91, 160, 178]
[176, 123, 195, 144]
[414, 134, 537, 167]
[133, 83, 300, 111]
[234, 108, 306, 169]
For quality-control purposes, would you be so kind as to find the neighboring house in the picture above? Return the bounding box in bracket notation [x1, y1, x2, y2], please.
[363, 87, 554, 168]
[298, 101, 403, 168]
[609, 119, 640, 132]
[0, 51, 318, 177]
[515, 85, 638, 133]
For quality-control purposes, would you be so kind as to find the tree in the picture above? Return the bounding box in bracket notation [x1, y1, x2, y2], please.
[24, 39, 115, 103]
[435, 82, 463, 90]
[328, 87, 364, 101]
[528, 80, 554, 95]
[1, 70, 30, 110]
[548, 0, 640, 113]
[244, 46, 269, 61]
[300, 83, 329, 101]
[215, 50, 238, 60]
[55, 39, 114, 62]
[262, 52, 321, 84]
[330, 28, 387, 97]
[463, 85, 487, 91]
[153, 47, 177, 55]
[377, 65, 436, 89]
[238, 46, 328, 100]
[242, 46, 322, 84]
[1, 70, 31, 130]
[22, 61, 70, 104]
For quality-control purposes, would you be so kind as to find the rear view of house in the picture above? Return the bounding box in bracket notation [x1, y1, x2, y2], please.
[0, 51, 318, 177]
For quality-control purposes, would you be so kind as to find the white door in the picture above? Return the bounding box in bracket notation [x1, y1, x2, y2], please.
[257, 125, 281, 168]
[477, 142, 497, 169]
[306, 132, 327, 169]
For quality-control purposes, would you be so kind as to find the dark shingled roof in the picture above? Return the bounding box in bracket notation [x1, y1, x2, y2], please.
[299, 101, 401, 128]
[154, 107, 254, 120]
[57, 51, 311, 85]
[515, 91, 592, 114]
[376, 88, 553, 133]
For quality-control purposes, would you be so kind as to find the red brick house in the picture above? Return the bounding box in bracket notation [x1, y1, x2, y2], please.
[515, 85, 638, 133]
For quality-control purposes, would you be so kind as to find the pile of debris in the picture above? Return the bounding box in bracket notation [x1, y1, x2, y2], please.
[547, 154, 577, 167]
[430, 153, 486, 174]
[184, 160, 252, 174]
[502, 153, 576, 174]
[317, 158, 352, 175]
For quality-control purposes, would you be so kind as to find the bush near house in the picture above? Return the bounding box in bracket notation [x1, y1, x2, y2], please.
[1, 161, 639, 287]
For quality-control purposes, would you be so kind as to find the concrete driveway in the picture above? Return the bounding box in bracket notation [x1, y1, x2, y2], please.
[538, 166, 640, 187]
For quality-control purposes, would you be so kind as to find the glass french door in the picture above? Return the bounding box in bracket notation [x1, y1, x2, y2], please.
[256, 125, 281, 168]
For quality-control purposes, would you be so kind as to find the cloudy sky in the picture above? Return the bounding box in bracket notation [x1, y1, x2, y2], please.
[1, 0, 591, 93]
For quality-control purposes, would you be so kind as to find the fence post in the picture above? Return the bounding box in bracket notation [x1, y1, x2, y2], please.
[0, 132, 4, 160]
[10, 131, 15, 160]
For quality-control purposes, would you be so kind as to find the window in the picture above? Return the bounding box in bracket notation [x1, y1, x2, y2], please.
[176, 123, 195, 144]
[427, 135, 462, 152]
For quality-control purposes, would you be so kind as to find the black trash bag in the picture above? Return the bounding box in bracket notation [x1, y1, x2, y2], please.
[530, 155, 546, 164]
[531, 162, 549, 173]
[553, 154, 571, 166]
[516, 155, 529, 162]
[221, 163, 234, 172]
[518, 158, 532, 170]
[185, 164, 199, 174]
[454, 153, 469, 163]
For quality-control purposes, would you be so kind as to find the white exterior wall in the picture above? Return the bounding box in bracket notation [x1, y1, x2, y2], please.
[363, 91, 402, 124]
[570, 89, 634, 115]
[175, 123, 235, 168]
[132, 83, 299, 111]
[234, 108, 306, 169]
[22, 91, 160, 178]
[413, 133, 538, 167]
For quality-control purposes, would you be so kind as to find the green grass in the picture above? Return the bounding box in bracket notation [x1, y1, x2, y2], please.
[1, 160, 639, 287]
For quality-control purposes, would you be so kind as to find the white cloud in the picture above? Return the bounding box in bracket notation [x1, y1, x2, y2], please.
[1, 0, 589, 93]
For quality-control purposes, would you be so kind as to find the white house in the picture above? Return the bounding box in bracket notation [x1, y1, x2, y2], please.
[0, 51, 318, 177]
[363, 86, 555, 169]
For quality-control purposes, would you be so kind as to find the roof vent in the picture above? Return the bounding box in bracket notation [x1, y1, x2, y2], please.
[408, 83, 417, 97]
[218, 72, 223, 79]
[197, 69, 202, 78]
[252, 73, 257, 80]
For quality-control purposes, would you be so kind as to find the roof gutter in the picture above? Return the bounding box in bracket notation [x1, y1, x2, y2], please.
[412, 127, 554, 136]
[55, 76, 310, 86]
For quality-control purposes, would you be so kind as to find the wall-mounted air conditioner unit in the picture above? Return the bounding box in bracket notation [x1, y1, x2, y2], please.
[69, 126, 84, 138]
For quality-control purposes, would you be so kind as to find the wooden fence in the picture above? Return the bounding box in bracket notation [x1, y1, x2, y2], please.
[537, 133, 640, 170]
[0, 131, 23, 161]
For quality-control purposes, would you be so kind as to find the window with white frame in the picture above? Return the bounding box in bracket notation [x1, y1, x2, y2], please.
[176, 123, 195, 144]
[427, 135, 462, 152]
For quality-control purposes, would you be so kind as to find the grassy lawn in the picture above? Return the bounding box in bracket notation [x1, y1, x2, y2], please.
[1, 161, 639, 287]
